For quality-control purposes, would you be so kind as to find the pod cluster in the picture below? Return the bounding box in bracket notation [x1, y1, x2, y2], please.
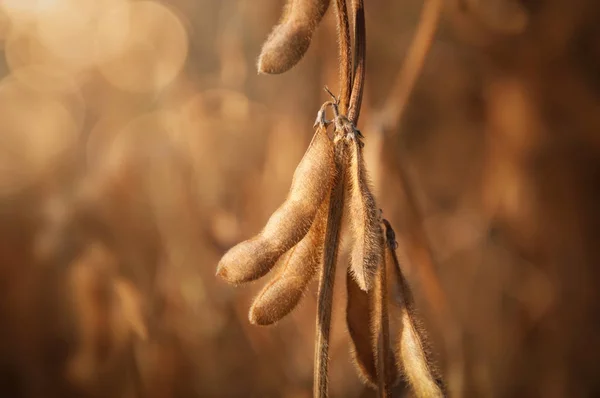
[216, 97, 444, 397]
[217, 99, 381, 325]
[221, 0, 446, 394]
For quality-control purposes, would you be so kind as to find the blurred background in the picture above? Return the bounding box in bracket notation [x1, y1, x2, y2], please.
[0, 0, 599, 397]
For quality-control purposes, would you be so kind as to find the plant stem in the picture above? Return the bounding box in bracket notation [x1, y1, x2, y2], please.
[334, 0, 352, 114]
[313, 134, 348, 398]
[348, 0, 366, 125]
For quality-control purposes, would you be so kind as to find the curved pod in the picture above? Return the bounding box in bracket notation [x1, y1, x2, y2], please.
[217, 125, 334, 284]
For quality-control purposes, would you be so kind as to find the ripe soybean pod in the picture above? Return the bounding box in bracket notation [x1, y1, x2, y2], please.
[383, 219, 445, 398]
[249, 196, 329, 325]
[346, 272, 377, 386]
[346, 239, 398, 393]
[217, 123, 334, 284]
[344, 124, 383, 291]
[258, 0, 331, 74]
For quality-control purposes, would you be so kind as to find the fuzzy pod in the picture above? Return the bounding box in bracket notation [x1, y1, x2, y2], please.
[373, 242, 397, 397]
[345, 128, 383, 291]
[383, 220, 445, 398]
[249, 196, 329, 325]
[257, 0, 331, 74]
[346, 271, 377, 386]
[216, 125, 334, 284]
[346, 244, 398, 393]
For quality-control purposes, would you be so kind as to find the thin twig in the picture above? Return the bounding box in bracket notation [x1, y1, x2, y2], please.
[348, 0, 366, 125]
[380, 0, 442, 132]
[334, 0, 353, 114]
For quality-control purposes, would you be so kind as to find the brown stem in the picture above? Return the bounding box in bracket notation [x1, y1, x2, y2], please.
[348, 0, 366, 125]
[334, 0, 352, 114]
[314, 133, 348, 398]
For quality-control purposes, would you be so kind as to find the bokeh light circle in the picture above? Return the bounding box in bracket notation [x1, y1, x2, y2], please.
[36, 0, 126, 71]
[98, 1, 189, 93]
[0, 76, 79, 196]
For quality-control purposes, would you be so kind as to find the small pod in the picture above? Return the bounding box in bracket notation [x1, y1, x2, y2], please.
[257, 0, 331, 74]
[217, 124, 334, 284]
[249, 196, 329, 325]
[345, 125, 383, 291]
[383, 220, 445, 398]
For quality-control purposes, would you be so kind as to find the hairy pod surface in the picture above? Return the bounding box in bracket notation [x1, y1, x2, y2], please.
[344, 124, 383, 291]
[347, 239, 398, 392]
[346, 272, 377, 386]
[258, 0, 331, 74]
[383, 220, 445, 398]
[249, 196, 329, 325]
[217, 125, 334, 284]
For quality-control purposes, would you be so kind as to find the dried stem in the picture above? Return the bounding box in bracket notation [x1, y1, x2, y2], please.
[381, 0, 442, 132]
[374, 245, 394, 398]
[334, 0, 352, 114]
[348, 0, 366, 125]
[314, 0, 366, 395]
[314, 130, 348, 398]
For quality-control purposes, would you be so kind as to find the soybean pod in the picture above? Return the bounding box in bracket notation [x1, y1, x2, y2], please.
[258, 0, 331, 74]
[249, 196, 329, 325]
[217, 124, 334, 284]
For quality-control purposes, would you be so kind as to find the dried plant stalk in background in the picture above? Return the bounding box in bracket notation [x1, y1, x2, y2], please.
[383, 220, 445, 398]
[459, 0, 528, 35]
[67, 243, 147, 388]
[258, 0, 331, 74]
[379, 0, 442, 131]
[216, 124, 334, 284]
[249, 197, 328, 325]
